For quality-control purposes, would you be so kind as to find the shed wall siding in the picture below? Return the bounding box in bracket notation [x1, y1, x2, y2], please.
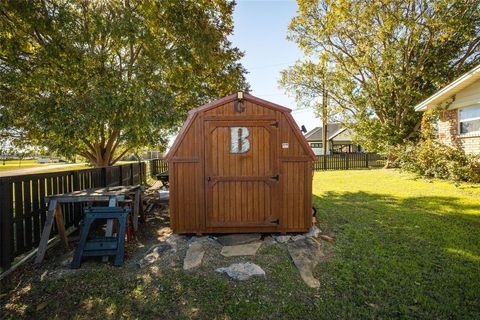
[170, 162, 203, 232]
[279, 113, 308, 158]
[204, 101, 276, 117]
[280, 161, 309, 231]
[170, 116, 201, 159]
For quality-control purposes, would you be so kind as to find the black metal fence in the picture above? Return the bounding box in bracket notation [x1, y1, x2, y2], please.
[313, 153, 386, 171]
[148, 155, 385, 175]
[0, 162, 146, 271]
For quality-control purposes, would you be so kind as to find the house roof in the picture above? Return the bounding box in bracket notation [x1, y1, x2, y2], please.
[415, 64, 480, 111]
[304, 123, 343, 141]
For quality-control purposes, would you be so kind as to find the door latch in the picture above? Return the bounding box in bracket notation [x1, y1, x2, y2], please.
[270, 174, 279, 181]
[270, 121, 279, 128]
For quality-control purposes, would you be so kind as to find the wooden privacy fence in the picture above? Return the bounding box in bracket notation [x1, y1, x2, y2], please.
[0, 162, 146, 271]
[149, 158, 168, 177]
[313, 153, 386, 171]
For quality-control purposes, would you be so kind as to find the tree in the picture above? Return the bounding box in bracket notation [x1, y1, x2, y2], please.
[281, 0, 480, 155]
[0, 0, 248, 166]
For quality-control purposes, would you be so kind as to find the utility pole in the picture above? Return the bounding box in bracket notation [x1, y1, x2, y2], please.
[322, 78, 328, 157]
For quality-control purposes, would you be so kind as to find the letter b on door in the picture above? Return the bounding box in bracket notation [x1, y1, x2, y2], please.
[230, 127, 250, 153]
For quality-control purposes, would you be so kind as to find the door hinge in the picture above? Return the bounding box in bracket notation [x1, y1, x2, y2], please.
[270, 218, 280, 225]
[270, 174, 279, 181]
[270, 121, 279, 128]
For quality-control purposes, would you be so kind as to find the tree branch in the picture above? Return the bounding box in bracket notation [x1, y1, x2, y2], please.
[110, 147, 131, 165]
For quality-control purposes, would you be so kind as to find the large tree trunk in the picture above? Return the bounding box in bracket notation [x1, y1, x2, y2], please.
[79, 131, 131, 167]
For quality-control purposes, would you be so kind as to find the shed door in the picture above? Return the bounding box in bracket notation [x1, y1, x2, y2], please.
[205, 121, 279, 229]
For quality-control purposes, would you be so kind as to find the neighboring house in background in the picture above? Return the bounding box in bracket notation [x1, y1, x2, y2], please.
[142, 150, 164, 160]
[415, 65, 480, 154]
[305, 123, 363, 155]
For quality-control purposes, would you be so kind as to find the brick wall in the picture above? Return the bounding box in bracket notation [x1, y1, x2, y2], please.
[437, 109, 480, 154]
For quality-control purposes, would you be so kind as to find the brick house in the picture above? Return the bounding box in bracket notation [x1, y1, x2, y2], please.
[415, 65, 480, 154]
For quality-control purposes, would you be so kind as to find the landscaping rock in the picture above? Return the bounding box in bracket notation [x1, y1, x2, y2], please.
[216, 233, 261, 246]
[183, 241, 205, 270]
[273, 235, 291, 243]
[216, 262, 265, 280]
[292, 235, 306, 242]
[319, 235, 335, 243]
[165, 234, 187, 252]
[220, 242, 262, 257]
[137, 242, 171, 268]
[303, 226, 321, 238]
[263, 236, 276, 246]
[41, 268, 80, 281]
[288, 238, 324, 288]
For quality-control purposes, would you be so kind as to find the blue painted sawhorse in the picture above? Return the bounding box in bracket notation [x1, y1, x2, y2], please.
[71, 206, 130, 268]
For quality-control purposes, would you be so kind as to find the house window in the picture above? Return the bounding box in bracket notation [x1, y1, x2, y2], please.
[459, 105, 480, 134]
[311, 143, 323, 148]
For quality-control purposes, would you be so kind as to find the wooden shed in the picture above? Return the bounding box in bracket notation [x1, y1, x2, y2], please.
[166, 93, 316, 234]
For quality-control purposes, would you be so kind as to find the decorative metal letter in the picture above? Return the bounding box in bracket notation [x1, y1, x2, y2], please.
[230, 127, 250, 153]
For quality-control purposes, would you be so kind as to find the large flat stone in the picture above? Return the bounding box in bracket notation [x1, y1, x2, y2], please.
[288, 238, 324, 288]
[303, 226, 321, 238]
[216, 233, 261, 246]
[263, 236, 276, 246]
[273, 235, 291, 243]
[216, 262, 265, 280]
[137, 243, 171, 268]
[183, 241, 205, 270]
[220, 242, 262, 257]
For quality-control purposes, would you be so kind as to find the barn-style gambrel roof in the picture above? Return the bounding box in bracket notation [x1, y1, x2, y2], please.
[166, 93, 316, 160]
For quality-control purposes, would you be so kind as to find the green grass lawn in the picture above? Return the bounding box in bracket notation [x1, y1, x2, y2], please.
[1, 169, 479, 319]
[0, 160, 137, 173]
[0, 160, 52, 171]
[313, 169, 480, 319]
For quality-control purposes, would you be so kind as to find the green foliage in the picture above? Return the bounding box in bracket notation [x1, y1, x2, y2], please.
[393, 141, 480, 182]
[392, 107, 480, 182]
[281, 0, 480, 154]
[0, 0, 248, 166]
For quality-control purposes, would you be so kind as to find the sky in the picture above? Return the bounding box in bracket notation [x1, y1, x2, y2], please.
[230, 0, 321, 132]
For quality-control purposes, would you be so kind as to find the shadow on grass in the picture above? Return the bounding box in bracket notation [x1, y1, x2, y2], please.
[1, 191, 479, 319]
[313, 191, 480, 319]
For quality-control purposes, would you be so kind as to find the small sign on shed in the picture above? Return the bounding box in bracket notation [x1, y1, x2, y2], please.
[166, 93, 316, 234]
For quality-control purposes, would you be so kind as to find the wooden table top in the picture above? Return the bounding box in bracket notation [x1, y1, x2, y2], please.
[45, 185, 141, 203]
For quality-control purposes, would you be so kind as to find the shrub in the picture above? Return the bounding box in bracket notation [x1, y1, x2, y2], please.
[392, 141, 480, 183]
